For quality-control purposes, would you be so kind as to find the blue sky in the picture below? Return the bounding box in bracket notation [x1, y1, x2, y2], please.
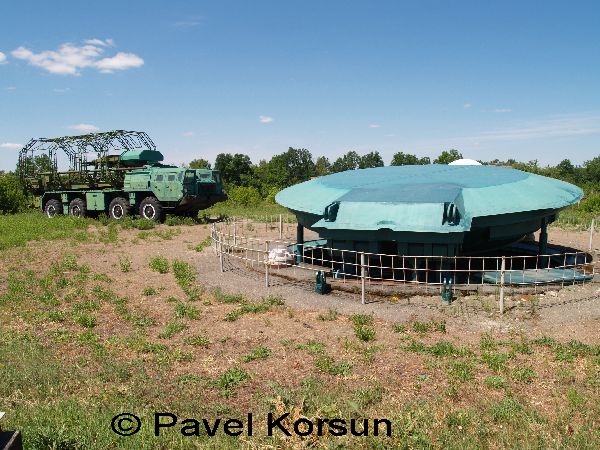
[1, 0, 599, 171]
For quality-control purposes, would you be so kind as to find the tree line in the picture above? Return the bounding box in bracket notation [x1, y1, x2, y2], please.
[2, 147, 600, 213]
[188, 148, 600, 205]
[188, 149, 461, 201]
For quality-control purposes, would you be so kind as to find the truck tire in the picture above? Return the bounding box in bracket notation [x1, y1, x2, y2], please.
[44, 199, 63, 218]
[109, 197, 130, 220]
[69, 198, 87, 218]
[139, 196, 163, 221]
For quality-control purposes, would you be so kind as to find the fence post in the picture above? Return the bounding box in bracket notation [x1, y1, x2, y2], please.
[233, 220, 237, 246]
[361, 252, 366, 305]
[279, 214, 283, 240]
[589, 218, 595, 252]
[265, 240, 270, 288]
[499, 256, 505, 314]
[219, 237, 224, 273]
[211, 223, 216, 253]
[296, 224, 304, 264]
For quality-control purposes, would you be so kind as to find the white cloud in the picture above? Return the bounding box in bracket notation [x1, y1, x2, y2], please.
[259, 115, 274, 124]
[0, 143, 22, 150]
[368, 123, 381, 128]
[173, 16, 203, 28]
[0, 51, 6, 64]
[182, 131, 195, 137]
[406, 113, 600, 162]
[463, 103, 472, 109]
[417, 114, 600, 151]
[68, 123, 99, 133]
[83, 38, 114, 47]
[11, 40, 143, 75]
[12, 44, 101, 75]
[475, 115, 600, 141]
[4, 86, 16, 91]
[494, 108, 512, 113]
[94, 52, 144, 73]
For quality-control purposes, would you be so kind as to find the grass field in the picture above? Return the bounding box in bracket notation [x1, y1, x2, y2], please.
[0, 212, 95, 250]
[0, 211, 599, 449]
[202, 200, 290, 222]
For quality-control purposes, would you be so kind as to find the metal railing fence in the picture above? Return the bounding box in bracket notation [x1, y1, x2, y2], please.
[210, 220, 596, 312]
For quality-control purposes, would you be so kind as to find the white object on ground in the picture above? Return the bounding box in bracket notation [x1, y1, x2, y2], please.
[267, 244, 295, 266]
[449, 158, 482, 165]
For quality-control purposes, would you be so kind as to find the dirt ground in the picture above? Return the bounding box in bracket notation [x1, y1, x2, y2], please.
[5, 222, 593, 347]
[203, 222, 600, 343]
[1, 220, 599, 443]
[0, 222, 597, 351]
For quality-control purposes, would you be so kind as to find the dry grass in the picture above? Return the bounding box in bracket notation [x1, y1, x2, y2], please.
[0, 216, 599, 448]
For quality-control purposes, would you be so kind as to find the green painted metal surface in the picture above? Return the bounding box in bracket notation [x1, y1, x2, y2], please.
[276, 165, 583, 256]
[148, 169, 185, 202]
[120, 149, 164, 166]
[482, 268, 592, 285]
[86, 191, 107, 211]
[315, 271, 332, 294]
[276, 165, 582, 234]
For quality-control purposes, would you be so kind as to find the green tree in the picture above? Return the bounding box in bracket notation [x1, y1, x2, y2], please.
[314, 156, 331, 176]
[214, 153, 253, 186]
[556, 159, 574, 176]
[17, 154, 53, 176]
[260, 147, 315, 189]
[391, 152, 419, 166]
[227, 186, 262, 206]
[358, 151, 384, 169]
[331, 151, 361, 173]
[511, 160, 540, 174]
[188, 158, 211, 169]
[391, 152, 431, 166]
[0, 173, 27, 213]
[248, 160, 271, 195]
[584, 156, 600, 184]
[433, 149, 463, 164]
[282, 147, 315, 185]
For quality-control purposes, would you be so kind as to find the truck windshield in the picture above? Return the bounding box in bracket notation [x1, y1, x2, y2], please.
[184, 171, 196, 182]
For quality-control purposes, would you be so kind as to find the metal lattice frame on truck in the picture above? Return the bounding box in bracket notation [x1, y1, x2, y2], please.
[18, 130, 155, 194]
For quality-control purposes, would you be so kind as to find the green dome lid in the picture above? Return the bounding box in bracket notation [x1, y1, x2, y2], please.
[275, 165, 583, 233]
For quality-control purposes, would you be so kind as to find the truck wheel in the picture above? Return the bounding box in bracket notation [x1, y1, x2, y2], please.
[69, 198, 87, 218]
[44, 199, 63, 218]
[109, 197, 130, 220]
[139, 197, 163, 221]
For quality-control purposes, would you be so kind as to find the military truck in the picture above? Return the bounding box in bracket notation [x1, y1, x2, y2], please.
[18, 130, 226, 221]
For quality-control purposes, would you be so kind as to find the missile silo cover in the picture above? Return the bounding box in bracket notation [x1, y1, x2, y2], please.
[275, 165, 583, 233]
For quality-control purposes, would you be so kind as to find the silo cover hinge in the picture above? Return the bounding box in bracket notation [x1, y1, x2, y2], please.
[324, 201, 340, 222]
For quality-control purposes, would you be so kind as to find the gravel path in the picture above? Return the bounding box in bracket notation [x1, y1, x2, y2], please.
[195, 246, 437, 322]
[195, 242, 600, 343]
